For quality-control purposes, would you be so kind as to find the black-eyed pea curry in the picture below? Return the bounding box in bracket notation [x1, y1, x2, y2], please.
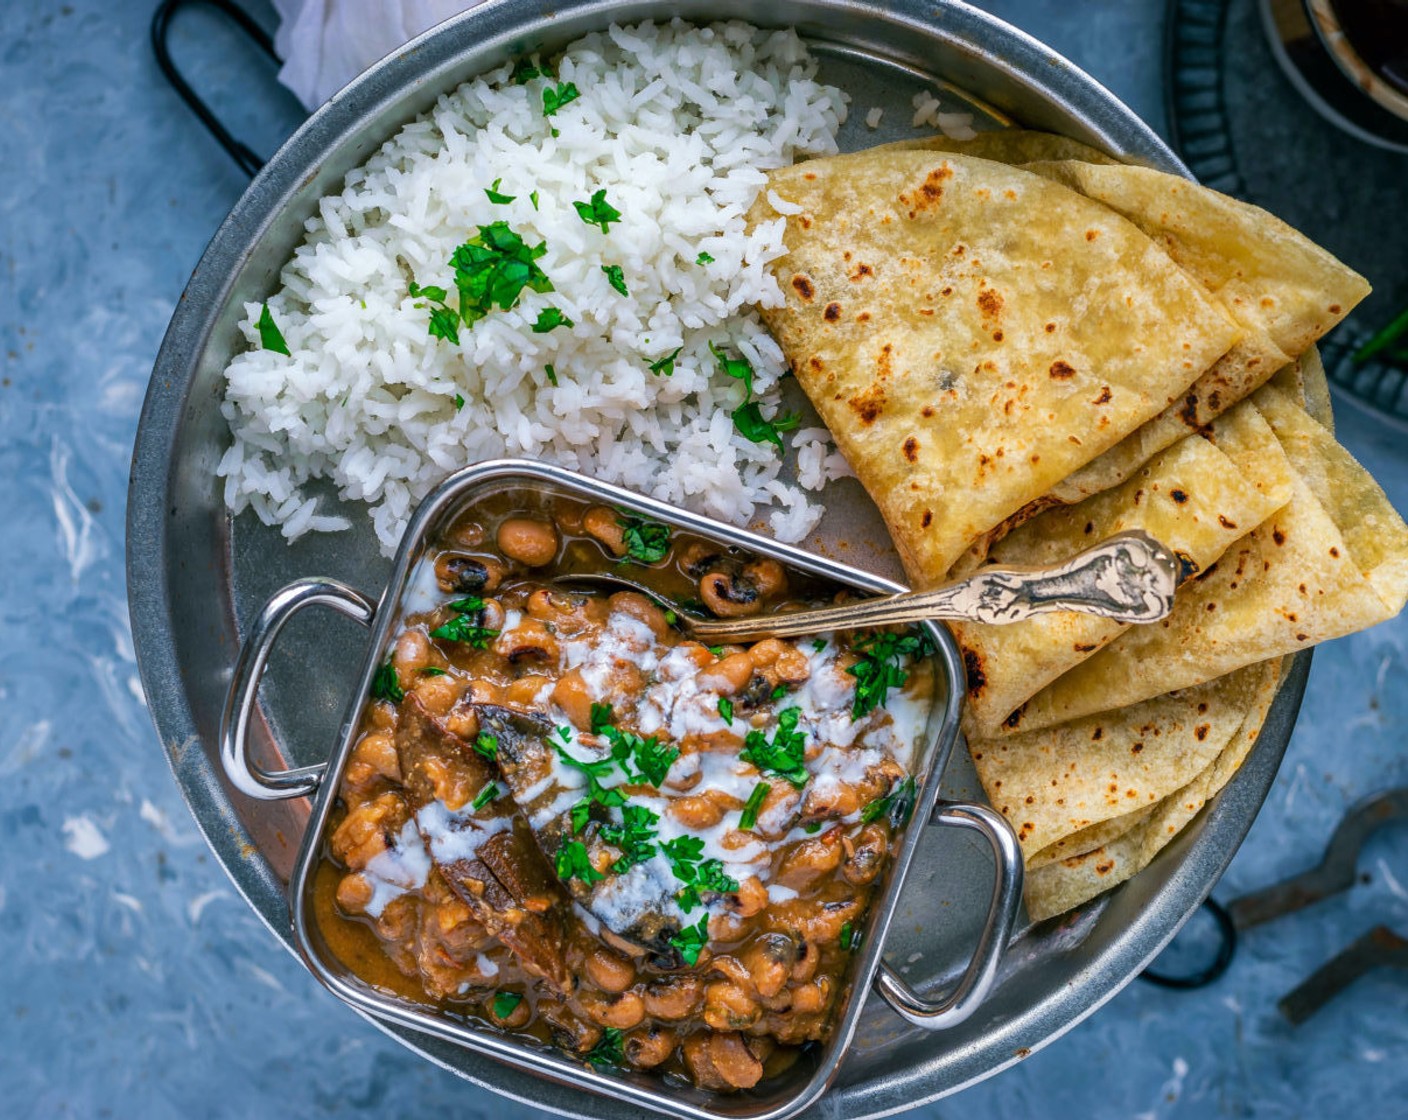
[315, 495, 935, 1090]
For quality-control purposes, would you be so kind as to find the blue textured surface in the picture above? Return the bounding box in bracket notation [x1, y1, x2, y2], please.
[2, 1, 1404, 1117]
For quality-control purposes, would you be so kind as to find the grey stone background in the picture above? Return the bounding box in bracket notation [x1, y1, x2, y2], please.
[1, 1, 1403, 1116]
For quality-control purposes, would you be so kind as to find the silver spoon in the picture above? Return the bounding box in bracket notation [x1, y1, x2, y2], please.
[553, 530, 1180, 643]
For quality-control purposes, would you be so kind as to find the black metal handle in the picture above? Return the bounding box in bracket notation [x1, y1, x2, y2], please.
[151, 0, 278, 177]
[1139, 897, 1238, 990]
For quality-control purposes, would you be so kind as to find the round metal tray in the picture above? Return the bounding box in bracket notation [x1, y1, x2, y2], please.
[126, 1, 1311, 1115]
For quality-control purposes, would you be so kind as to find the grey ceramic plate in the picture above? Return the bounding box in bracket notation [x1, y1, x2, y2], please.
[126, 1, 1310, 1116]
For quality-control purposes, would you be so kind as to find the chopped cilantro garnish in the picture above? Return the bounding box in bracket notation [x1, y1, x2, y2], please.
[473, 732, 498, 760]
[511, 57, 548, 84]
[718, 697, 734, 726]
[696, 250, 714, 265]
[531, 307, 573, 333]
[544, 363, 558, 386]
[471, 783, 500, 811]
[257, 303, 291, 355]
[600, 804, 659, 873]
[601, 264, 629, 296]
[803, 821, 823, 834]
[739, 781, 769, 830]
[529, 189, 540, 211]
[840, 921, 860, 950]
[556, 839, 604, 885]
[409, 282, 462, 345]
[586, 1026, 624, 1068]
[542, 80, 580, 117]
[740, 707, 808, 788]
[847, 630, 937, 719]
[490, 991, 522, 1019]
[812, 639, 827, 653]
[453, 393, 465, 410]
[485, 178, 516, 204]
[647, 345, 683, 377]
[370, 659, 403, 704]
[420, 667, 447, 677]
[771, 684, 788, 700]
[707, 645, 724, 658]
[732, 400, 801, 453]
[709, 342, 799, 454]
[412, 222, 553, 342]
[619, 514, 671, 564]
[582, 702, 678, 788]
[669, 915, 710, 967]
[429, 597, 499, 648]
[590, 703, 614, 734]
[663, 837, 739, 910]
[555, 741, 628, 825]
[572, 188, 621, 234]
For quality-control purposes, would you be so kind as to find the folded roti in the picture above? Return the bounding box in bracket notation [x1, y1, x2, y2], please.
[1006, 385, 1408, 735]
[873, 132, 1368, 504]
[952, 400, 1295, 739]
[748, 150, 1240, 583]
[1023, 658, 1283, 921]
[968, 659, 1276, 864]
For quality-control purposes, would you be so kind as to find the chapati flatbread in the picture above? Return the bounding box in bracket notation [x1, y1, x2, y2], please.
[1007, 385, 1408, 734]
[1023, 658, 1283, 921]
[968, 660, 1274, 863]
[952, 400, 1295, 738]
[869, 132, 1367, 504]
[748, 150, 1240, 583]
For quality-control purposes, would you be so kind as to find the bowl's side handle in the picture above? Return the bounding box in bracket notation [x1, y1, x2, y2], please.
[220, 577, 376, 800]
[874, 801, 1025, 1030]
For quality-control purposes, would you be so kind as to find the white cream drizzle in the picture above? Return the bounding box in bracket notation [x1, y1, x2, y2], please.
[361, 819, 431, 919]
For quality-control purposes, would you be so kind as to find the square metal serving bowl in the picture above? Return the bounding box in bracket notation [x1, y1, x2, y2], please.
[218, 460, 1022, 1120]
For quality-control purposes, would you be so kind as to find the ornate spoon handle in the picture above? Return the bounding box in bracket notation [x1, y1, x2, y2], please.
[689, 531, 1180, 643]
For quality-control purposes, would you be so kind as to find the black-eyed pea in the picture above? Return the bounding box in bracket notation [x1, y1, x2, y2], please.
[583, 946, 636, 993]
[393, 630, 431, 681]
[703, 981, 760, 1031]
[579, 989, 646, 1030]
[624, 1025, 677, 1070]
[642, 976, 702, 1020]
[582, 505, 628, 557]
[335, 872, 374, 913]
[496, 517, 559, 567]
[413, 672, 460, 715]
[551, 669, 595, 730]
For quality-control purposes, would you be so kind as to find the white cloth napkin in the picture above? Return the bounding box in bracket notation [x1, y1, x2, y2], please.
[272, 0, 484, 110]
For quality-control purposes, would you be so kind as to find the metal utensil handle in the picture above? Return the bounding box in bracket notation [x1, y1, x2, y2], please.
[151, 0, 281, 177]
[874, 801, 1023, 1030]
[220, 577, 376, 800]
[693, 530, 1180, 642]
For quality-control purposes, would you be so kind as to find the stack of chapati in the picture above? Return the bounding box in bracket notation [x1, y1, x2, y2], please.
[747, 133, 1408, 919]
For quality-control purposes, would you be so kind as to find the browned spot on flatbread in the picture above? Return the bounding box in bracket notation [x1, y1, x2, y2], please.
[1085, 229, 1100, 241]
[1049, 360, 1076, 380]
[1093, 386, 1112, 405]
[903, 436, 919, 462]
[1092, 727, 1103, 741]
[921, 509, 932, 527]
[1273, 527, 1287, 545]
[1330, 303, 1342, 314]
[921, 405, 935, 418]
[791, 274, 814, 301]
[1218, 515, 1237, 530]
[848, 384, 885, 424]
[977, 288, 1003, 318]
[823, 302, 841, 322]
[1170, 488, 1189, 504]
[1195, 724, 1210, 741]
[963, 647, 986, 698]
[849, 263, 874, 282]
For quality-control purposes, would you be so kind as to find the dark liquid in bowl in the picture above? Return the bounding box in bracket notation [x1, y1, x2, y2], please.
[1332, 0, 1408, 95]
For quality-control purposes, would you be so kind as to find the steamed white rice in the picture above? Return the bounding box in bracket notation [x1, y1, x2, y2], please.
[217, 20, 854, 554]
